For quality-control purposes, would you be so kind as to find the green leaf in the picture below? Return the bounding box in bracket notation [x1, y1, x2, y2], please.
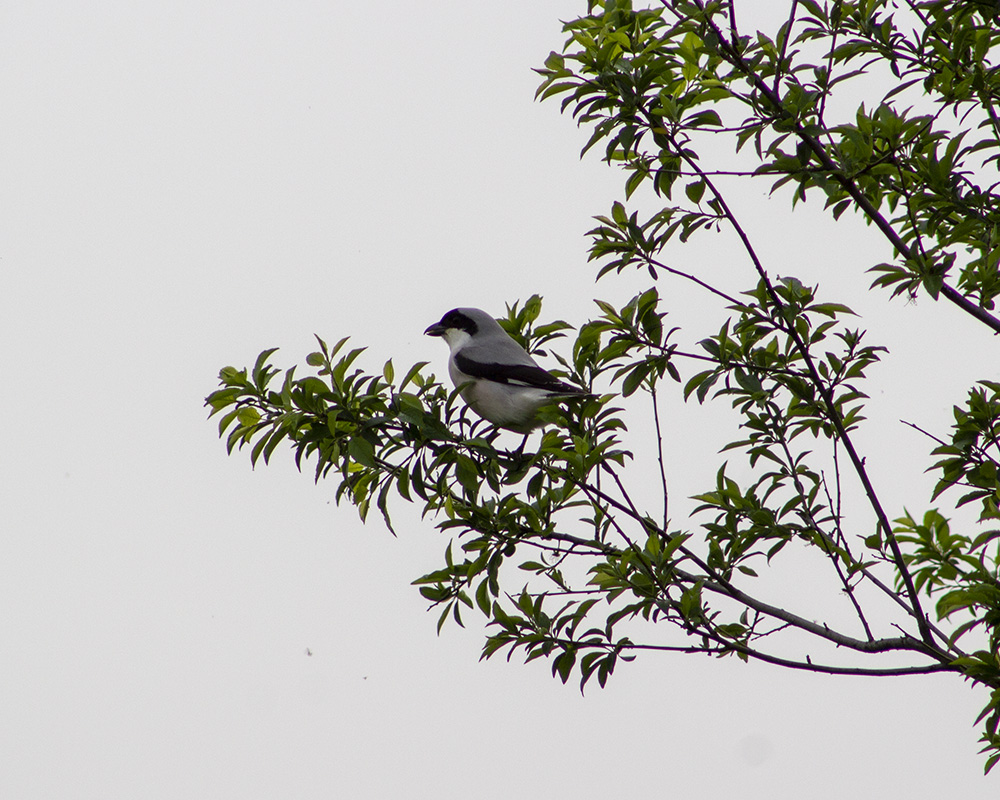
[400, 361, 429, 391]
[611, 201, 628, 227]
[219, 366, 246, 386]
[236, 407, 261, 426]
[621, 362, 651, 396]
[454, 454, 480, 495]
[348, 436, 376, 469]
[475, 580, 491, 615]
[685, 180, 706, 204]
[553, 648, 576, 684]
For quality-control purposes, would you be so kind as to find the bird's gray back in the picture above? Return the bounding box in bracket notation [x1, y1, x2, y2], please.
[455, 308, 540, 367]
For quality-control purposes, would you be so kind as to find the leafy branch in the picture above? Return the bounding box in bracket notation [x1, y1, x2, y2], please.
[210, 0, 1000, 773]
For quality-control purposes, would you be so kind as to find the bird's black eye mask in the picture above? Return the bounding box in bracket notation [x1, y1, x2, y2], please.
[441, 309, 478, 336]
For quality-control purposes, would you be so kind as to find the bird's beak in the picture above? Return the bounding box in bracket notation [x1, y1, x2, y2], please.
[424, 322, 446, 337]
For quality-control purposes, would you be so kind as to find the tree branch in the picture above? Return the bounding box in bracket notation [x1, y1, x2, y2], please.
[543, 637, 957, 677]
[654, 114, 938, 648]
[587, 465, 946, 661]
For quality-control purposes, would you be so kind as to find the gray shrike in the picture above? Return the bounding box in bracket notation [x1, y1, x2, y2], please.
[425, 307, 591, 433]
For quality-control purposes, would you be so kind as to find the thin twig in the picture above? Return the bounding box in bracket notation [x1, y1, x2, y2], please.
[901, 419, 950, 449]
[651, 385, 671, 532]
[769, 406, 877, 642]
[646, 257, 743, 306]
[772, 0, 801, 96]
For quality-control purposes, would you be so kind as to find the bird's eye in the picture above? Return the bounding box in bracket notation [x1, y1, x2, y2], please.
[442, 310, 476, 335]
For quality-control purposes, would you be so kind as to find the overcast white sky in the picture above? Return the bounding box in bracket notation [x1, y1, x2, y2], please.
[2, 1, 997, 797]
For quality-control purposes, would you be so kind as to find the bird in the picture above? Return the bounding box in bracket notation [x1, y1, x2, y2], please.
[424, 307, 591, 433]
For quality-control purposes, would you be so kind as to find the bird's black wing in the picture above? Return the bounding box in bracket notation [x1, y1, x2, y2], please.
[454, 351, 586, 394]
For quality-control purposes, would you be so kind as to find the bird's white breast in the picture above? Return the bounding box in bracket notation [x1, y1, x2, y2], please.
[448, 361, 553, 432]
